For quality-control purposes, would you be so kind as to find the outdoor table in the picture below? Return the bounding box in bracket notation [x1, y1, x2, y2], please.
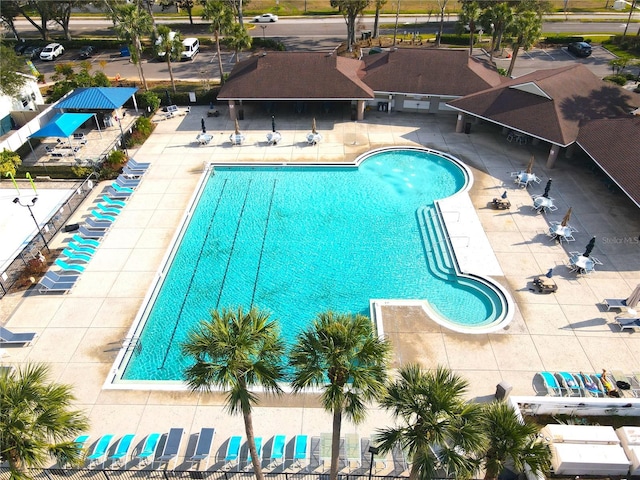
[549, 224, 573, 242]
[570, 254, 595, 274]
[533, 196, 555, 213]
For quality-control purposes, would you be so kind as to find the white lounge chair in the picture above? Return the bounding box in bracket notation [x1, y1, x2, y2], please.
[603, 298, 630, 311]
[614, 316, 640, 332]
[0, 326, 37, 346]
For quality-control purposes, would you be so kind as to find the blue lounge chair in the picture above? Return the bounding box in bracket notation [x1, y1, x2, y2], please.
[96, 203, 121, 215]
[87, 434, 115, 468]
[108, 434, 135, 468]
[89, 211, 116, 225]
[189, 427, 215, 469]
[86, 217, 113, 230]
[578, 372, 605, 397]
[556, 372, 584, 397]
[537, 372, 562, 396]
[101, 195, 126, 208]
[68, 241, 96, 255]
[0, 326, 37, 346]
[269, 435, 286, 467]
[115, 176, 140, 188]
[38, 271, 79, 294]
[136, 433, 162, 466]
[71, 234, 100, 248]
[78, 226, 108, 239]
[246, 437, 262, 469]
[224, 436, 242, 470]
[55, 259, 85, 274]
[122, 165, 145, 178]
[128, 158, 150, 169]
[293, 435, 308, 468]
[108, 183, 134, 198]
[61, 248, 92, 263]
[156, 428, 184, 469]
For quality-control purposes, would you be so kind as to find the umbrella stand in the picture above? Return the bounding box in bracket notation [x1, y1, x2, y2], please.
[201, 118, 206, 134]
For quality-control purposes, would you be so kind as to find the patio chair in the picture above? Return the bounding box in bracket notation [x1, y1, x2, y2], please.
[292, 435, 308, 468]
[55, 259, 85, 274]
[577, 372, 606, 397]
[156, 427, 184, 469]
[555, 372, 584, 397]
[38, 271, 79, 294]
[224, 436, 242, 470]
[128, 158, 151, 170]
[96, 203, 121, 215]
[320, 432, 332, 470]
[68, 241, 96, 255]
[71, 234, 100, 248]
[107, 434, 135, 468]
[631, 372, 640, 398]
[136, 433, 162, 466]
[107, 182, 134, 198]
[188, 427, 215, 470]
[61, 248, 92, 263]
[345, 433, 361, 471]
[268, 434, 286, 468]
[536, 371, 562, 396]
[86, 216, 114, 230]
[87, 434, 115, 468]
[245, 436, 263, 470]
[78, 226, 108, 239]
[122, 165, 146, 178]
[0, 326, 37, 346]
[603, 298, 629, 311]
[610, 370, 634, 396]
[115, 175, 140, 188]
[101, 195, 126, 208]
[613, 316, 640, 332]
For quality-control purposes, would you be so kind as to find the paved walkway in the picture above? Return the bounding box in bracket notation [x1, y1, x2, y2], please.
[1, 105, 639, 470]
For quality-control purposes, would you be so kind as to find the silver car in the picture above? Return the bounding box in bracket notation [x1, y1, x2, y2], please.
[253, 13, 278, 22]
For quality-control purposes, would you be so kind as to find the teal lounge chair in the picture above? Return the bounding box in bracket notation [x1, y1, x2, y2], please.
[556, 372, 584, 397]
[96, 203, 121, 215]
[63, 435, 90, 466]
[108, 182, 134, 198]
[108, 434, 135, 468]
[68, 241, 96, 255]
[224, 436, 242, 470]
[537, 371, 562, 396]
[246, 437, 262, 469]
[71, 234, 100, 248]
[101, 195, 126, 208]
[87, 434, 115, 468]
[55, 259, 85, 274]
[188, 428, 215, 469]
[269, 435, 286, 467]
[136, 433, 161, 466]
[61, 248, 92, 263]
[578, 372, 605, 397]
[90, 211, 117, 224]
[293, 435, 308, 468]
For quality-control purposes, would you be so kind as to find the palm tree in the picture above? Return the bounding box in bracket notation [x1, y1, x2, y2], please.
[459, 0, 481, 55]
[226, 23, 252, 65]
[182, 307, 285, 480]
[482, 402, 552, 480]
[0, 363, 90, 478]
[506, 10, 542, 77]
[202, 0, 234, 85]
[111, 3, 153, 91]
[375, 364, 486, 480]
[289, 311, 391, 480]
[480, 2, 514, 64]
[156, 25, 182, 93]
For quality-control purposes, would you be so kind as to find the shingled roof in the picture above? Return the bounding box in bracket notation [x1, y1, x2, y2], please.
[447, 64, 640, 146]
[218, 51, 374, 100]
[361, 48, 504, 96]
[577, 116, 640, 208]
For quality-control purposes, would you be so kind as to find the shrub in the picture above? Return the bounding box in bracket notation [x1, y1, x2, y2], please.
[105, 149, 127, 168]
[137, 91, 161, 114]
[71, 166, 93, 178]
[135, 116, 154, 137]
[603, 74, 628, 86]
[0, 149, 22, 177]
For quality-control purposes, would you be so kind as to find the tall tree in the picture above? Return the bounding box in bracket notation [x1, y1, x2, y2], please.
[50, 1, 88, 41]
[177, 0, 196, 24]
[111, 3, 153, 91]
[330, 0, 370, 51]
[290, 312, 391, 480]
[435, 0, 450, 47]
[0, 1, 23, 41]
[373, 0, 387, 38]
[182, 307, 285, 480]
[459, 0, 481, 55]
[0, 363, 90, 479]
[202, 0, 234, 85]
[0, 45, 29, 97]
[226, 22, 252, 64]
[375, 364, 487, 480]
[14, 1, 53, 41]
[482, 402, 552, 480]
[480, 2, 514, 64]
[506, 9, 542, 77]
[156, 25, 183, 93]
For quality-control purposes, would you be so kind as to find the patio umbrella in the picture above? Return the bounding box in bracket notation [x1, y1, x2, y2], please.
[234, 119, 240, 135]
[542, 178, 552, 198]
[546, 268, 554, 278]
[626, 284, 640, 309]
[561, 207, 573, 227]
[312, 118, 317, 134]
[165, 89, 171, 106]
[201, 118, 206, 134]
[526, 155, 535, 174]
[501, 191, 508, 199]
[271, 115, 276, 133]
[583, 236, 596, 257]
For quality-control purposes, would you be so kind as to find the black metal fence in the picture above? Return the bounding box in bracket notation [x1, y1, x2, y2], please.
[0, 175, 97, 298]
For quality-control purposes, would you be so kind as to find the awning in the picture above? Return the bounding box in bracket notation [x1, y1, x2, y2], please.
[29, 113, 93, 139]
[56, 87, 138, 110]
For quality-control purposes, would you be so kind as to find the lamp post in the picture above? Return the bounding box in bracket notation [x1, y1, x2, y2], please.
[115, 114, 129, 156]
[13, 196, 50, 253]
[368, 445, 379, 480]
[260, 25, 267, 40]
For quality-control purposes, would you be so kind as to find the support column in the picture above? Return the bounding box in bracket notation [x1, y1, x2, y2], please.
[228, 100, 236, 120]
[455, 113, 465, 133]
[357, 100, 365, 120]
[546, 144, 559, 168]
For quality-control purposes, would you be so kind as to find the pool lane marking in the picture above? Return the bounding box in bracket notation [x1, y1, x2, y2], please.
[157, 179, 228, 370]
[250, 179, 277, 307]
[215, 180, 253, 309]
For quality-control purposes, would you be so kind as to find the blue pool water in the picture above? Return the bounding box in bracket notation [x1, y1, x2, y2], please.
[121, 149, 503, 381]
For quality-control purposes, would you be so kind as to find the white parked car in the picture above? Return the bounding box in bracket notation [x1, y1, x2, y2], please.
[253, 13, 278, 22]
[40, 43, 64, 61]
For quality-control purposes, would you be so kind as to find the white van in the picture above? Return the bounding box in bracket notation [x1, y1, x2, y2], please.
[181, 38, 199, 61]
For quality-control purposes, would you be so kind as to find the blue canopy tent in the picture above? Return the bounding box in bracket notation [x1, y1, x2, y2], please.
[56, 87, 138, 111]
[28, 112, 96, 159]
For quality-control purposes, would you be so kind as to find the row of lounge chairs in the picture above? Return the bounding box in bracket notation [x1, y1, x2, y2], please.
[537, 371, 640, 398]
[38, 159, 150, 293]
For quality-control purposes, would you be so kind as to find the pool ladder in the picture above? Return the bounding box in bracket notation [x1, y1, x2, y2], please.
[122, 336, 142, 355]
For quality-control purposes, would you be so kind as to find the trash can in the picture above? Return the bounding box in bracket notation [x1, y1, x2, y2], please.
[120, 45, 130, 57]
[361, 30, 372, 40]
[495, 381, 513, 401]
[464, 122, 472, 134]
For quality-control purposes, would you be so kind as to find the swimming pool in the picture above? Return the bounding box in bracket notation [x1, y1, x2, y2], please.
[112, 147, 510, 384]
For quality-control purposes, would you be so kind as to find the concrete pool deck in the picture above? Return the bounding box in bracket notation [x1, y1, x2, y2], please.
[1, 105, 639, 468]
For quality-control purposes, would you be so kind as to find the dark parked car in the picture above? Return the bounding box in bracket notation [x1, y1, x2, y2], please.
[14, 42, 29, 55]
[568, 41, 592, 57]
[79, 45, 96, 59]
[22, 46, 43, 60]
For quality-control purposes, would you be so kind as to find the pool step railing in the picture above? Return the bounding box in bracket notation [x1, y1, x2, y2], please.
[419, 207, 455, 281]
[122, 336, 142, 355]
